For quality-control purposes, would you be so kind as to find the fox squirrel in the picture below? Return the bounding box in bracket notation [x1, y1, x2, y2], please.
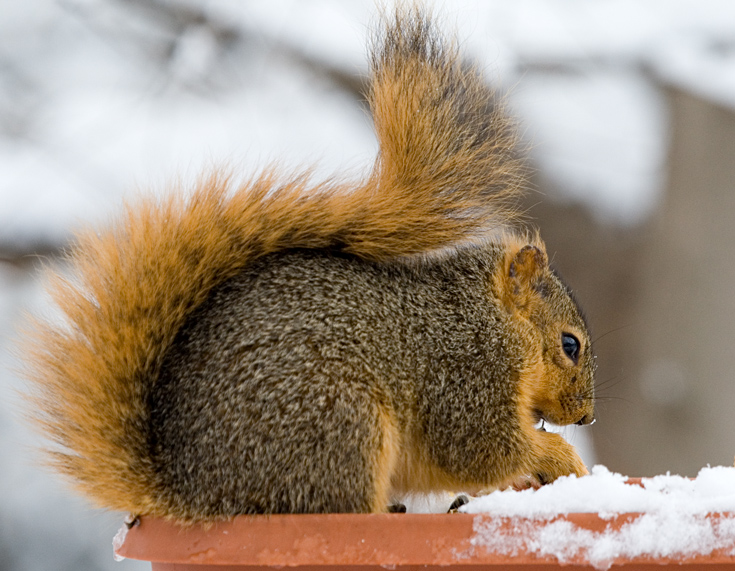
[25, 7, 595, 522]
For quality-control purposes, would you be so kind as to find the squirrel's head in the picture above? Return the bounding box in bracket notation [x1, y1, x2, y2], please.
[497, 241, 596, 428]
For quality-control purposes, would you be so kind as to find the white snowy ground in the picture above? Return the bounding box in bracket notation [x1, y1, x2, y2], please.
[2, 1, 735, 570]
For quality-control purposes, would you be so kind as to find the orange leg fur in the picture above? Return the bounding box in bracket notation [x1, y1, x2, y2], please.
[371, 405, 401, 512]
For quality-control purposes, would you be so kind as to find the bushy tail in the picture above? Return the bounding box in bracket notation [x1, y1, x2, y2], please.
[25, 7, 526, 515]
[365, 7, 525, 252]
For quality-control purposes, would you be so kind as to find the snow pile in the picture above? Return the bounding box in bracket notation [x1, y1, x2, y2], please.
[464, 465, 735, 570]
[112, 525, 128, 562]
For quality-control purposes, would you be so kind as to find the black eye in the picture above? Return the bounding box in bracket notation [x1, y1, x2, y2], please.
[562, 333, 580, 364]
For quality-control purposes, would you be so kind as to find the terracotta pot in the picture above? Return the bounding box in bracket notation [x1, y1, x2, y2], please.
[114, 494, 735, 570]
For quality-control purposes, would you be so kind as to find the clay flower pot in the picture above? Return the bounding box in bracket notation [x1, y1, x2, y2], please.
[114, 497, 735, 570]
[115, 468, 735, 570]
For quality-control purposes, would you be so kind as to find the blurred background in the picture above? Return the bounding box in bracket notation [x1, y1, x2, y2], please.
[2, 0, 735, 569]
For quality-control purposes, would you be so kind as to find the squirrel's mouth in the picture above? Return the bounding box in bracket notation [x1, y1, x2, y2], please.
[533, 408, 548, 430]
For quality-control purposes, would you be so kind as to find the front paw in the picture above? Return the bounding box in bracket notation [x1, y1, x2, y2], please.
[508, 471, 558, 491]
[539, 452, 588, 483]
[509, 474, 541, 491]
[554, 448, 589, 479]
[530, 432, 589, 484]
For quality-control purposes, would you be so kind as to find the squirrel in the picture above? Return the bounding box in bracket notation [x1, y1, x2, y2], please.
[24, 7, 595, 523]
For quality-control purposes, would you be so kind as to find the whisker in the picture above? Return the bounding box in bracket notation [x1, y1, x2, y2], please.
[594, 375, 629, 393]
[579, 395, 630, 404]
[591, 323, 634, 346]
[602, 397, 632, 406]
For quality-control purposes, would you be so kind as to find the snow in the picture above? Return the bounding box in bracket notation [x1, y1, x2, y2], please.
[464, 464, 735, 517]
[465, 465, 735, 569]
[112, 524, 128, 562]
[472, 514, 735, 570]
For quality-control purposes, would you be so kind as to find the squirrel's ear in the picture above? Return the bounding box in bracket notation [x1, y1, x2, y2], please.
[509, 245, 547, 286]
[500, 244, 548, 310]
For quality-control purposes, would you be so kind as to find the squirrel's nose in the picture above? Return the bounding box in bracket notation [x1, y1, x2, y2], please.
[575, 414, 594, 426]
